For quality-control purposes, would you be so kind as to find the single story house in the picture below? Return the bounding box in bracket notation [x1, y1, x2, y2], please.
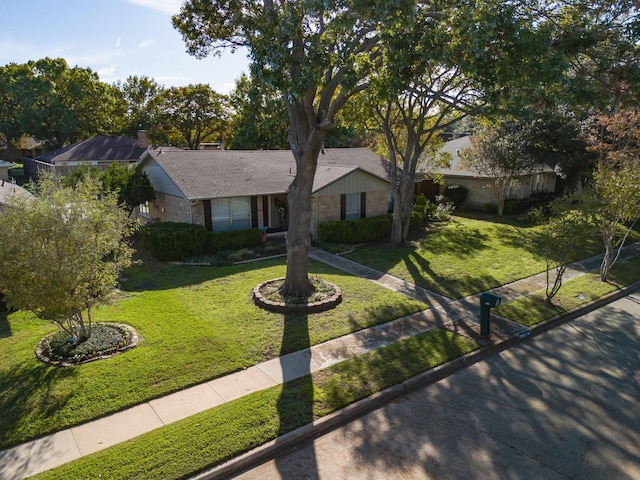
[416, 136, 558, 209]
[137, 148, 390, 238]
[0, 137, 45, 164]
[23, 132, 150, 181]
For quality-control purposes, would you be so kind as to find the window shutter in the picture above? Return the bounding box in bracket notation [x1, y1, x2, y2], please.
[203, 200, 212, 231]
[340, 194, 346, 220]
[251, 196, 258, 228]
[360, 192, 366, 218]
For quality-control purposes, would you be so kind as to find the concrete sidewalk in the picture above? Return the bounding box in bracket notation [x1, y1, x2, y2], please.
[1, 243, 639, 479]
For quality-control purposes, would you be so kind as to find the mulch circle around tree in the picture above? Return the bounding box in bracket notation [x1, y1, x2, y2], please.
[253, 277, 342, 313]
[36, 323, 140, 367]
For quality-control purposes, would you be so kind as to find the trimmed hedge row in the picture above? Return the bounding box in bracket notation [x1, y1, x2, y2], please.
[138, 222, 261, 261]
[138, 222, 208, 261]
[318, 215, 392, 243]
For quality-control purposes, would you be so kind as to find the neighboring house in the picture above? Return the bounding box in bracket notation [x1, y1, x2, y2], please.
[23, 132, 150, 181]
[0, 160, 13, 182]
[0, 180, 32, 212]
[0, 137, 45, 163]
[137, 148, 390, 238]
[416, 136, 558, 209]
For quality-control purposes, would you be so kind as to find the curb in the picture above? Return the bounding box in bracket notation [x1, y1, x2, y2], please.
[191, 281, 640, 480]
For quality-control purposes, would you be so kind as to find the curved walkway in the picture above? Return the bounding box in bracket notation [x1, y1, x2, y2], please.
[2, 243, 640, 479]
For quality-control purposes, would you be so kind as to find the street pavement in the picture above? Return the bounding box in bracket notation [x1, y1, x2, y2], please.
[233, 293, 640, 480]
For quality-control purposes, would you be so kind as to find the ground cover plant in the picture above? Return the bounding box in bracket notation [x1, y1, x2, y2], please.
[344, 213, 606, 299]
[31, 328, 479, 480]
[0, 257, 427, 449]
[495, 255, 640, 326]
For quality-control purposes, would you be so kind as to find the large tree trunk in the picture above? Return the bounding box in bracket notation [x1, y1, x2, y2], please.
[279, 148, 318, 297]
[279, 99, 328, 298]
[390, 168, 417, 247]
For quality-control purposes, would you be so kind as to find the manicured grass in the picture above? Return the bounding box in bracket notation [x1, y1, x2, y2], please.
[495, 255, 640, 326]
[0, 258, 427, 449]
[344, 214, 605, 299]
[32, 328, 479, 480]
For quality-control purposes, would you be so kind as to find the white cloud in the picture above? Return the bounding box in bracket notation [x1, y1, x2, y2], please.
[125, 0, 182, 16]
[97, 65, 117, 80]
[115, 38, 122, 48]
[138, 39, 154, 49]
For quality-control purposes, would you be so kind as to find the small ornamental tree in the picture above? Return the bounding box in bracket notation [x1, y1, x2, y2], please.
[461, 123, 540, 216]
[530, 195, 593, 303]
[587, 109, 640, 281]
[0, 175, 135, 341]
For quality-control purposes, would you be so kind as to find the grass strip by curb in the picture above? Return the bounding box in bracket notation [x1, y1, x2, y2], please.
[495, 255, 640, 326]
[32, 328, 479, 480]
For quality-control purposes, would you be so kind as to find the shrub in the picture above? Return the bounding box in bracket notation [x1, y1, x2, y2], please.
[138, 222, 208, 261]
[433, 199, 455, 221]
[318, 215, 392, 243]
[204, 228, 261, 253]
[444, 184, 469, 206]
[483, 203, 499, 214]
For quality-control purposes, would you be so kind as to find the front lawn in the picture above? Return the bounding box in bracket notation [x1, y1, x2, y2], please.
[0, 257, 427, 449]
[32, 328, 479, 480]
[344, 214, 605, 299]
[495, 255, 640, 326]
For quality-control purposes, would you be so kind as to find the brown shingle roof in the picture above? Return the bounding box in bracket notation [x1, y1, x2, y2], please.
[148, 148, 387, 200]
[38, 136, 149, 164]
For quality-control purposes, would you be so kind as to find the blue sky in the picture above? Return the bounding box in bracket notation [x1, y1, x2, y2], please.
[0, 0, 249, 93]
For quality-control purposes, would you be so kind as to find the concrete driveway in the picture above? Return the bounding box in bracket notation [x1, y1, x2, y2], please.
[234, 292, 640, 480]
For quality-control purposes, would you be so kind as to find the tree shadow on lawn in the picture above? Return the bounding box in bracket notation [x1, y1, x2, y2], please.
[404, 250, 501, 300]
[0, 361, 75, 449]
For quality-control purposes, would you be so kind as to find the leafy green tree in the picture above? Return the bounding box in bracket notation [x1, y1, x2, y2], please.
[104, 163, 156, 216]
[63, 162, 156, 216]
[228, 73, 289, 150]
[461, 122, 541, 216]
[0, 175, 135, 341]
[0, 58, 124, 149]
[530, 196, 593, 303]
[151, 83, 229, 149]
[115, 75, 163, 138]
[367, 64, 481, 246]
[586, 109, 640, 281]
[173, 0, 431, 296]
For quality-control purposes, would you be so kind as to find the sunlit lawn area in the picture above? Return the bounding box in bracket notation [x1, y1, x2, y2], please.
[495, 255, 640, 326]
[344, 213, 605, 299]
[32, 328, 479, 480]
[0, 257, 427, 450]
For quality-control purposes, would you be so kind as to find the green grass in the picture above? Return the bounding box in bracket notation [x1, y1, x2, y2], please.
[0, 258, 427, 449]
[495, 255, 640, 326]
[32, 328, 479, 480]
[344, 214, 605, 299]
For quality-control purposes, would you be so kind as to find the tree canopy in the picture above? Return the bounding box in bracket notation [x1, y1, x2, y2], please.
[0, 58, 124, 149]
[0, 175, 135, 341]
[150, 83, 229, 150]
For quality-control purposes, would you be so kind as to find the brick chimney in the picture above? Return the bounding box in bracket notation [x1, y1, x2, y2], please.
[137, 130, 149, 147]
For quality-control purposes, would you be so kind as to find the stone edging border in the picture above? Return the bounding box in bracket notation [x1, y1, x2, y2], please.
[252, 277, 342, 313]
[35, 322, 140, 367]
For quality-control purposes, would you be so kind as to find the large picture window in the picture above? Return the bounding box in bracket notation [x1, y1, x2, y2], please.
[212, 197, 251, 231]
